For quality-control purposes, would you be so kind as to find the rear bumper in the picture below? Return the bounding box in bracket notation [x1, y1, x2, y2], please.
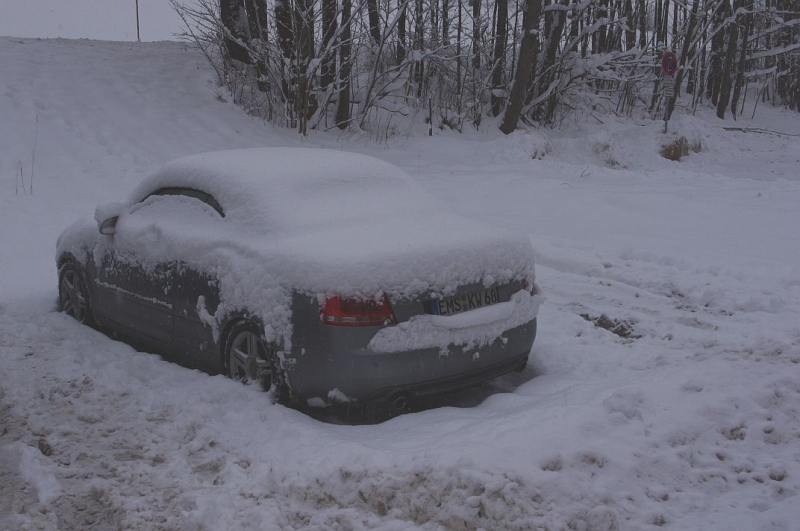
[366, 345, 531, 403]
[287, 315, 537, 405]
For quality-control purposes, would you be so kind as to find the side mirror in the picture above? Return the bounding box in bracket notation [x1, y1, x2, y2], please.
[99, 216, 118, 235]
[95, 201, 124, 235]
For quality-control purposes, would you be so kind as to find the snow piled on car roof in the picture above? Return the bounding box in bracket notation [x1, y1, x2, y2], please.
[123, 148, 536, 299]
[132, 148, 444, 231]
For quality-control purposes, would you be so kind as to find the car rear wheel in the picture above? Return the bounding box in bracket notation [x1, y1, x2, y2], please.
[224, 321, 290, 403]
[59, 263, 94, 325]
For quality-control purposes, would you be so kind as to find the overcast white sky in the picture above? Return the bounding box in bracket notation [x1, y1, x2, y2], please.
[0, 0, 186, 41]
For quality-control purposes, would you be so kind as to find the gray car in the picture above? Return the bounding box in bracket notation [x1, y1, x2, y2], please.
[56, 148, 543, 411]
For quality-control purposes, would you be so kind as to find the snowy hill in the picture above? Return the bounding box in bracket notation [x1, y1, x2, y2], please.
[1, 37, 800, 530]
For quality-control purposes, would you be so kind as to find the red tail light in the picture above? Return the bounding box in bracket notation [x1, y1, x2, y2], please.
[523, 277, 535, 293]
[320, 295, 396, 327]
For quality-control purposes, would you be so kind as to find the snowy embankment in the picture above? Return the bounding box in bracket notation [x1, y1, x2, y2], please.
[1, 38, 799, 530]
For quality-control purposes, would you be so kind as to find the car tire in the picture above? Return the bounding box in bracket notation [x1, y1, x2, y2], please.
[224, 321, 290, 404]
[58, 261, 94, 326]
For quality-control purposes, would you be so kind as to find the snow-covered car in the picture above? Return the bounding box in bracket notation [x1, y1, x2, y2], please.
[56, 148, 543, 409]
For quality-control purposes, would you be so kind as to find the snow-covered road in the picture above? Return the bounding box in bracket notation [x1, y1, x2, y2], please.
[1, 38, 799, 530]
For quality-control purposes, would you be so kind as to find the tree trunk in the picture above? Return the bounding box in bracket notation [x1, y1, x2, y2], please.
[472, 0, 482, 70]
[624, 0, 635, 50]
[442, 0, 450, 44]
[730, 0, 753, 118]
[274, 0, 296, 123]
[367, 0, 382, 45]
[775, 0, 799, 109]
[321, 0, 338, 90]
[671, 0, 678, 48]
[541, 2, 567, 123]
[243, 0, 270, 89]
[716, 0, 741, 119]
[671, 0, 699, 114]
[397, 0, 406, 64]
[221, 0, 250, 63]
[414, 0, 425, 97]
[597, 0, 609, 53]
[637, 0, 647, 49]
[274, 0, 294, 62]
[499, 0, 542, 134]
[490, 0, 508, 116]
[335, 0, 352, 129]
[708, 0, 728, 106]
[456, 0, 463, 101]
[243, 0, 267, 39]
[295, 0, 314, 134]
[654, 0, 662, 46]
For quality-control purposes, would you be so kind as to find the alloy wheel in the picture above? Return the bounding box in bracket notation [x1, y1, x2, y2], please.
[60, 268, 89, 323]
[228, 330, 273, 386]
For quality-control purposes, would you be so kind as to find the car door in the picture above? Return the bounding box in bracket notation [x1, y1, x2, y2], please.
[173, 264, 222, 373]
[93, 198, 177, 353]
[93, 188, 225, 360]
[94, 247, 175, 353]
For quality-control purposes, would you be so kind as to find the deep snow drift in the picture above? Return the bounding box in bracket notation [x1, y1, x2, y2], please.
[1, 38, 799, 531]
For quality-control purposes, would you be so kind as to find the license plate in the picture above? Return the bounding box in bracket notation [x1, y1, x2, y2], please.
[429, 288, 500, 316]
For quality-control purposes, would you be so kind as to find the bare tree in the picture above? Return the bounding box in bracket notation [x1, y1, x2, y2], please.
[490, 0, 508, 116]
[499, 0, 541, 134]
[335, 0, 353, 129]
[170, 0, 800, 138]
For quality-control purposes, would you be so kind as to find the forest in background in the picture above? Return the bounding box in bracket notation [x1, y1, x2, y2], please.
[171, 0, 800, 136]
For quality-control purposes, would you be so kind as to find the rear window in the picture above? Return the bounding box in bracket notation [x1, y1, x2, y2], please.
[147, 187, 225, 217]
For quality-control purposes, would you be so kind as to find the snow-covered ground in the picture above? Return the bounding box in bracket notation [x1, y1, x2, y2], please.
[1, 38, 799, 531]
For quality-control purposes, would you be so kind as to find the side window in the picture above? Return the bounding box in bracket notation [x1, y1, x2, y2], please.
[146, 187, 225, 217]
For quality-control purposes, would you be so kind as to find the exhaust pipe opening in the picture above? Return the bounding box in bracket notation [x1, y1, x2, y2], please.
[391, 394, 408, 410]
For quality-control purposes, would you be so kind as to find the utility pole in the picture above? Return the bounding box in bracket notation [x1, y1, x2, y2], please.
[135, 0, 141, 42]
